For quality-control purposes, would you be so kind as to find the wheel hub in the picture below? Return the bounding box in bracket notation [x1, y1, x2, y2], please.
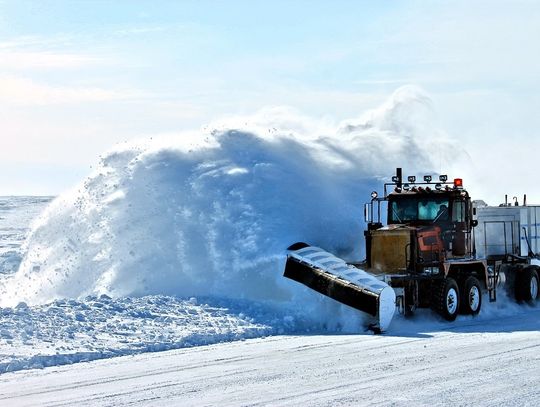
[446, 288, 458, 314]
[531, 276, 538, 300]
[469, 286, 480, 311]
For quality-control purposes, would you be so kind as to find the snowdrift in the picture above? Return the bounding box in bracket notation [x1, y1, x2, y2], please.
[0, 86, 467, 330]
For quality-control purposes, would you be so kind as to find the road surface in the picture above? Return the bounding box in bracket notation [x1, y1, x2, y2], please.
[0, 308, 539, 406]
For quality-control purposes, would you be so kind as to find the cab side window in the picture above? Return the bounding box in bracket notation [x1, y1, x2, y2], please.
[452, 201, 465, 222]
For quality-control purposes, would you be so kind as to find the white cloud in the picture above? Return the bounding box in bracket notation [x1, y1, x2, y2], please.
[0, 34, 71, 50]
[0, 75, 125, 105]
[0, 50, 102, 70]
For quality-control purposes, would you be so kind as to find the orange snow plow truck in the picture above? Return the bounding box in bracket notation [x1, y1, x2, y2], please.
[284, 168, 539, 332]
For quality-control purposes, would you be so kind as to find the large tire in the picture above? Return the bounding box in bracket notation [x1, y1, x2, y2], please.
[515, 266, 539, 303]
[431, 277, 460, 321]
[459, 276, 482, 315]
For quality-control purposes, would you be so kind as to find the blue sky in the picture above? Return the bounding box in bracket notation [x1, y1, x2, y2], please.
[1, 1, 540, 199]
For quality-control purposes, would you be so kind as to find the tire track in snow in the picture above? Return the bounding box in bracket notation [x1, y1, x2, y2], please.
[242, 337, 540, 406]
[0, 335, 423, 404]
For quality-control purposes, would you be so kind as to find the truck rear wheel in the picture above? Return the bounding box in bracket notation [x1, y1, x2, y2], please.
[460, 276, 482, 315]
[515, 266, 539, 303]
[431, 277, 460, 321]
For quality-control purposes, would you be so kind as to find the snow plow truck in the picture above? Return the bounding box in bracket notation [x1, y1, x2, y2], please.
[284, 168, 540, 332]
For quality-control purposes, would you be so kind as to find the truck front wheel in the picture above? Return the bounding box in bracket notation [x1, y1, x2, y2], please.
[431, 277, 460, 321]
[515, 267, 539, 303]
[460, 276, 482, 315]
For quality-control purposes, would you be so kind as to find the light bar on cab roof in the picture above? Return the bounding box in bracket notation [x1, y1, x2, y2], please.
[424, 175, 432, 182]
[439, 175, 448, 182]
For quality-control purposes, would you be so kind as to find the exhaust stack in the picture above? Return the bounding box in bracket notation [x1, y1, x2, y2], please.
[284, 243, 396, 331]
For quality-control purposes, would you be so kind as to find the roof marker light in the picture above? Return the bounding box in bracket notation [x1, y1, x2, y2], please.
[408, 176, 416, 183]
[454, 178, 463, 188]
[424, 175, 432, 182]
[391, 175, 400, 183]
[435, 183, 442, 190]
[371, 191, 378, 199]
[439, 174, 448, 182]
[403, 183, 410, 191]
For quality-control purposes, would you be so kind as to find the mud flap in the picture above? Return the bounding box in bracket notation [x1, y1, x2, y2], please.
[284, 243, 396, 331]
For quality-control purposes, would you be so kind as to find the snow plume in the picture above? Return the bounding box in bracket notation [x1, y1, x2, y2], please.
[0, 86, 466, 330]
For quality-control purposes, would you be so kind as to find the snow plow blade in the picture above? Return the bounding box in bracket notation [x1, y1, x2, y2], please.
[284, 242, 396, 331]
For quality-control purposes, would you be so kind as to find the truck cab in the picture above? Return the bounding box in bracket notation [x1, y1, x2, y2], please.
[387, 188, 474, 258]
[365, 173, 476, 275]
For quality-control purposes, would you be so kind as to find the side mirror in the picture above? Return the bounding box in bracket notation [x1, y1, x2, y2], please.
[471, 220, 478, 227]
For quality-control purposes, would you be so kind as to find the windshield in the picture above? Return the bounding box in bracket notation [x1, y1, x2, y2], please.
[389, 196, 450, 223]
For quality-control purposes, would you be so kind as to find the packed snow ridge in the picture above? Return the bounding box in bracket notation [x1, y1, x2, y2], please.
[0, 86, 468, 334]
[0, 295, 286, 373]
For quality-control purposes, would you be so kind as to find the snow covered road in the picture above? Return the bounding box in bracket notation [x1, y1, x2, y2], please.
[1, 308, 539, 407]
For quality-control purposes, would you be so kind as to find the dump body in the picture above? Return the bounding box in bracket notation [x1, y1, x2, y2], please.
[475, 204, 540, 259]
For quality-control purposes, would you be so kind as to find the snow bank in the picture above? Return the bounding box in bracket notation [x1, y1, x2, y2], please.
[0, 293, 535, 375]
[0, 86, 466, 330]
[0, 295, 275, 373]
